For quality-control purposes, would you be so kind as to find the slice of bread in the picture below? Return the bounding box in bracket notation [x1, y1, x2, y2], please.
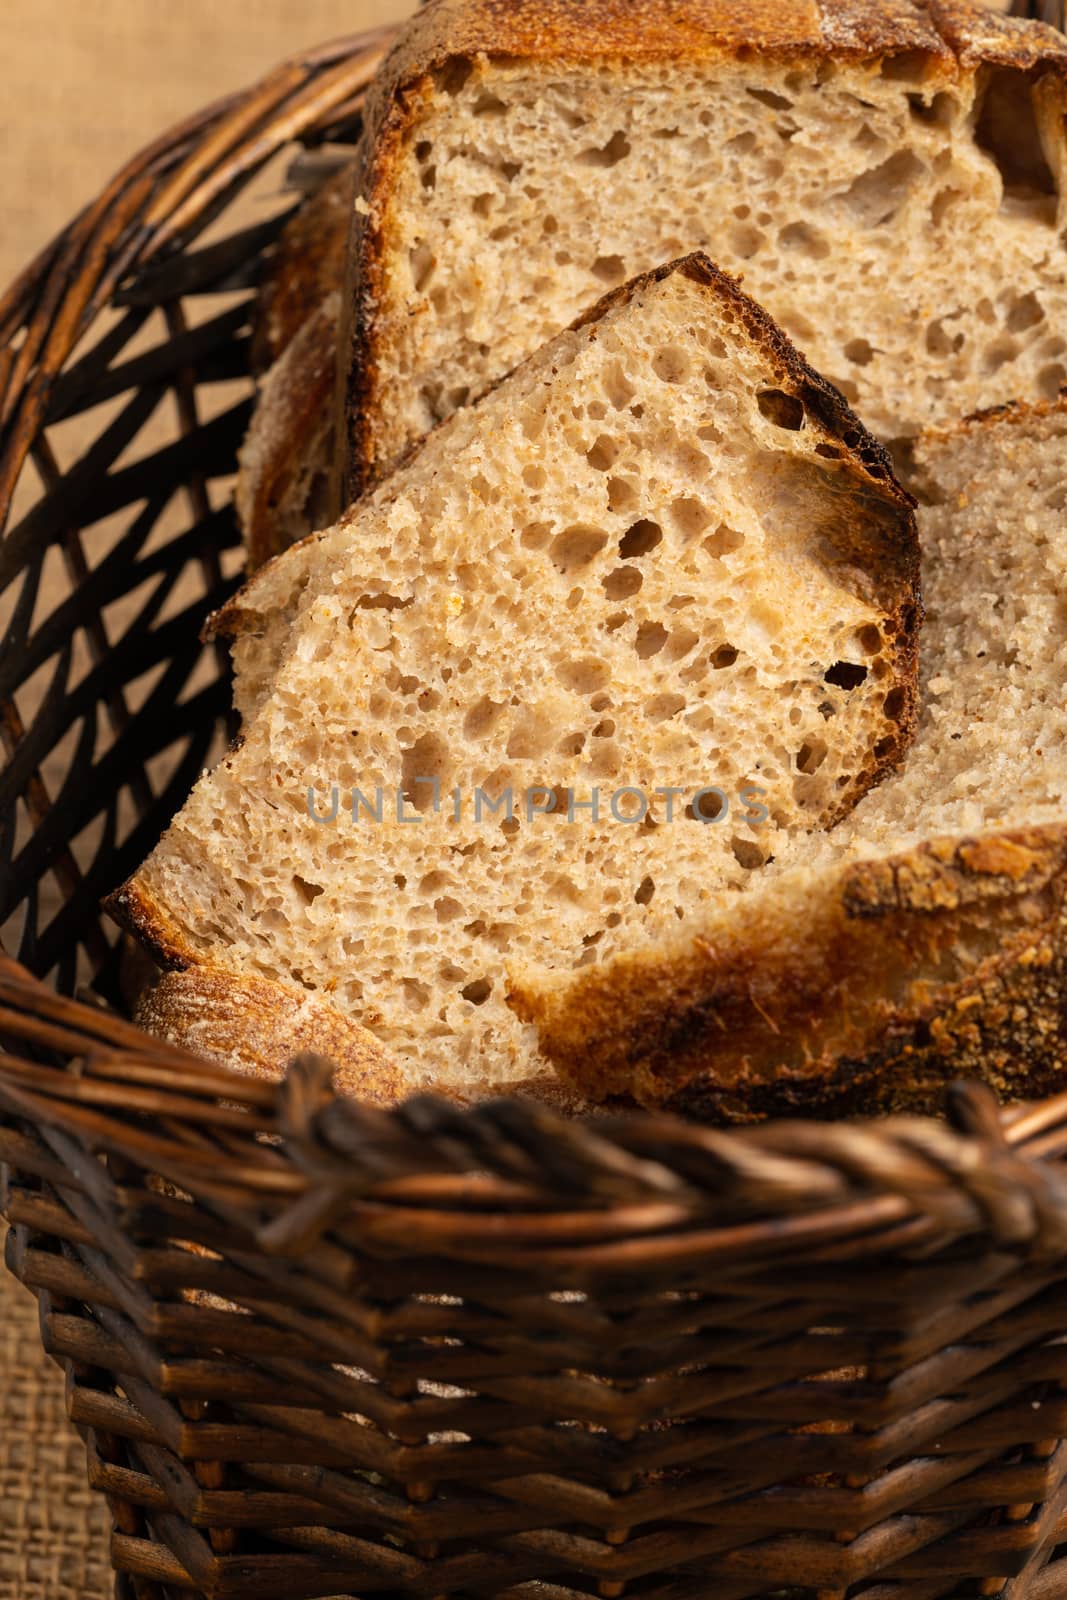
[236, 292, 340, 572]
[109, 255, 919, 1101]
[252, 164, 354, 372]
[341, 0, 1067, 499]
[237, 166, 356, 571]
[512, 397, 1067, 1118]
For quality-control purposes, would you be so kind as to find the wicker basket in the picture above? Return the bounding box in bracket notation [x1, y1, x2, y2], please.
[6, 21, 1067, 1600]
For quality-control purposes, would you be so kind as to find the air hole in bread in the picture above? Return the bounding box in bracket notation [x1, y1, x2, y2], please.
[730, 224, 766, 260]
[401, 732, 451, 808]
[634, 875, 655, 905]
[463, 696, 504, 740]
[857, 624, 883, 654]
[520, 521, 552, 551]
[881, 49, 933, 84]
[984, 334, 1020, 374]
[925, 316, 965, 358]
[838, 150, 926, 226]
[410, 243, 435, 292]
[603, 362, 636, 409]
[578, 129, 631, 169]
[757, 388, 805, 430]
[712, 644, 739, 669]
[607, 475, 639, 513]
[844, 337, 874, 367]
[619, 519, 663, 558]
[883, 685, 909, 718]
[731, 836, 765, 870]
[687, 790, 727, 822]
[665, 626, 700, 662]
[293, 876, 324, 906]
[460, 977, 493, 1006]
[777, 221, 830, 260]
[550, 524, 609, 572]
[646, 692, 686, 724]
[592, 718, 615, 738]
[635, 621, 669, 659]
[824, 661, 869, 690]
[587, 435, 620, 471]
[796, 737, 829, 774]
[353, 591, 411, 614]
[592, 254, 626, 284]
[669, 497, 713, 541]
[907, 90, 957, 126]
[403, 980, 431, 1010]
[974, 68, 1057, 210]
[703, 524, 746, 559]
[1006, 291, 1045, 334]
[815, 442, 842, 459]
[746, 86, 793, 111]
[602, 565, 643, 600]
[473, 92, 507, 117]
[435, 897, 463, 923]
[1039, 362, 1067, 397]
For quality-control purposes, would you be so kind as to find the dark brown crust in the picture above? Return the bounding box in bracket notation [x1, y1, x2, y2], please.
[136, 966, 407, 1105]
[511, 825, 1067, 1123]
[252, 166, 355, 372]
[339, 0, 1067, 499]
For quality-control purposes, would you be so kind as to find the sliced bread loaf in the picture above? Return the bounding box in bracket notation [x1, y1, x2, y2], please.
[512, 397, 1067, 1118]
[237, 165, 356, 570]
[109, 255, 919, 1099]
[341, 0, 1067, 499]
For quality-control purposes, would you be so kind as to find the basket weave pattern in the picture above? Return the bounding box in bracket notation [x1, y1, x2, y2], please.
[6, 23, 1067, 1600]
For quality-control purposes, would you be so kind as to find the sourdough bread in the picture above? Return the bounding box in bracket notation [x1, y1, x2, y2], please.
[110, 255, 919, 1100]
[512, 397, 1067, 1118]
[237, 293, 340, 571]
[341, 0, 1067, 499]
[238, 166, 356, 570]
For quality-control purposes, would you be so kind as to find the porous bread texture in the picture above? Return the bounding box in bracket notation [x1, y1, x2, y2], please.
[110, 256, 919, 1099]
[236, 293, 340, 572]
[513, 398, 1067, 1116]
[344, 0, 1067, 494]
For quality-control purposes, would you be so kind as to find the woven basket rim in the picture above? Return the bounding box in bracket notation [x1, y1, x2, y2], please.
[4, 947, 1067, 1265]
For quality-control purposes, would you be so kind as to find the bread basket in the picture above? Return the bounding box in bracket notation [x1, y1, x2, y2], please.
[6, 20, 1067, 1599]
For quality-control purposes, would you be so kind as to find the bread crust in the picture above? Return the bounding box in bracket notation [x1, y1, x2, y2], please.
[252, 165, 355, 372]
[237, 294, 339, 572]
[136, 966, 407, 1104]
[510, 824, 1067, 1122]
[340, 0, 1067, 498]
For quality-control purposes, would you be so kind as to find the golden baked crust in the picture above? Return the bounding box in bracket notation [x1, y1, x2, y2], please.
[509, 824, 1067, 1121]
[339, 0, 1067, 499]
[136, 965, 406, 1104]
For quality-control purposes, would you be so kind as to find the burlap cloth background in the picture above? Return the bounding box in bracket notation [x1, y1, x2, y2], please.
[0, 0, 1016, 1595]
